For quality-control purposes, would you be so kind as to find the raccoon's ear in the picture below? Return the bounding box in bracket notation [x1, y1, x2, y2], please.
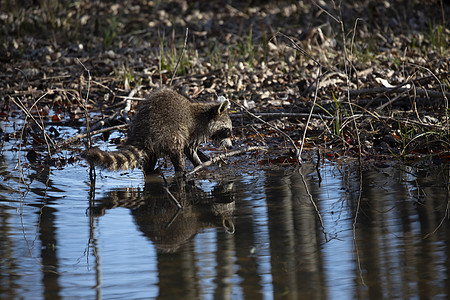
[217, 98, 230, 115]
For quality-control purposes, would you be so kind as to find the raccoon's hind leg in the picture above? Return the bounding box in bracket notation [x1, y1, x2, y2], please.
[143, 153, 157, 174]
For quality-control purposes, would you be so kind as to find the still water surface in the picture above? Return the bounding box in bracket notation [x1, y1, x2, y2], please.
[1, 144, 450, 299]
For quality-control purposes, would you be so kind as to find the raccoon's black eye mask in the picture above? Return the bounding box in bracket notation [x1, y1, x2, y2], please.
[212, 128, 232, 140]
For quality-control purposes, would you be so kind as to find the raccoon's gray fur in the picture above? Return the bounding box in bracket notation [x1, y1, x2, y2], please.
[83, 88, 232, 173]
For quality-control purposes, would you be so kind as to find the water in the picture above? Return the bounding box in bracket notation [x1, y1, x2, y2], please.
[1, 128, 450, 299]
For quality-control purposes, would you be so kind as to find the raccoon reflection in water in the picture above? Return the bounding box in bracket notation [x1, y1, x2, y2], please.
[83, 88, 233, 174]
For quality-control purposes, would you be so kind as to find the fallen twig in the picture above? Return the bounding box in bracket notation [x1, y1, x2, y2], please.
[59, 124, 128, 147]
[90, 86, 141, 131]
[232, 100, 301, 163]
[349, 86, 450, 100]
[341, 113, 442, 130]
[376, 89, 411, 110]
[231, 112, 334, 120]
[115, 95, 146, 101]
[123, 86, 141, 124]
[9, 95, 56, 151]
[275, 31, 322, 67]
[89, 110, 121, 132]
[350, 72, 449, 98]
[186, 145, 266, 176]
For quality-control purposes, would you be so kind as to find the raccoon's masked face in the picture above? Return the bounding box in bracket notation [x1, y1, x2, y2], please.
[210, 98, 233, 149]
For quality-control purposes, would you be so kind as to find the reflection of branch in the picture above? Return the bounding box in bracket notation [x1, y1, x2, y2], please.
[186, 146, 266, 176]
[353, 164, 365, 286]
[166, 209, 183, 228]
[424, 196, 450, 239]
[299, 167, 328, 241]
[163, 186, 183, 209]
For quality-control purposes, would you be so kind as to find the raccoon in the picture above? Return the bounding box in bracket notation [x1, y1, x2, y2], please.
[83, 88, 232, 174]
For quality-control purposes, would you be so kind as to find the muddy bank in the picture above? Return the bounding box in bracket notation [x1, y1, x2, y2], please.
[1, 0, 449, 168]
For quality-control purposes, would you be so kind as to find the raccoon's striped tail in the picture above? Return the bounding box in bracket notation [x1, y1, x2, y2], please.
[82, 145, 144, 171]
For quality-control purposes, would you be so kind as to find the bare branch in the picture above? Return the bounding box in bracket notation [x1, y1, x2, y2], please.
[231, 112, 334, 120]
[349, 86, 450, 99]
[186, 146, 266, 176]
[169, 28, 189, 86]
[232, 100, 301, 163]
[59, 124, 128, 147]
[9, 95, 56, 151]
[76, 58, 92, 150]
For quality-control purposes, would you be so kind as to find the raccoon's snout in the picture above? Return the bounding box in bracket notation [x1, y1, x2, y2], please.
[212, 128, 233, 149]
[220, 137, 233, 149]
